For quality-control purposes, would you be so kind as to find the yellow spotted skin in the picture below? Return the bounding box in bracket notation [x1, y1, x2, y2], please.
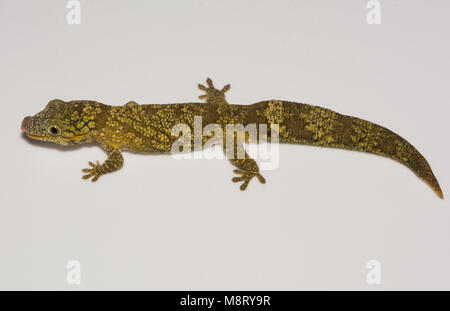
[22, 78, 442, 198]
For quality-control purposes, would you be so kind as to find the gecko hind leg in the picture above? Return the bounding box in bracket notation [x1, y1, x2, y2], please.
[198, 78, 230, 105]
[232, 165, 266, 191]
[225, 136, 266, 191]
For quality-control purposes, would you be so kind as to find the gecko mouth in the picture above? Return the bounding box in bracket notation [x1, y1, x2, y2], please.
[25, 133, 86, 141]
[25, 133, 53, 140]
[25, 134, 48, 139]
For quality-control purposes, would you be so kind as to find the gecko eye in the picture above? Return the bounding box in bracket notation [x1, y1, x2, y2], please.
[49, 126, 60, 135]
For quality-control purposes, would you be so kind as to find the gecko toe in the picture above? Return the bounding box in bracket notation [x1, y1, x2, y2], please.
[82, 173, 92, 180]
[239, 180, 250, 191]
[206, 78, 214, 87]
[221, 84, 231, 93]
[232, 169, 265, 190]
[232, 176, 245, 183]
[257, 173, 266, 184]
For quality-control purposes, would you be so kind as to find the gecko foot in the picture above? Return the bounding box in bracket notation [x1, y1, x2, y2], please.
[82, 161, 102, 182]
[232, 169, 266, 191]
[198, 78, 230, 104]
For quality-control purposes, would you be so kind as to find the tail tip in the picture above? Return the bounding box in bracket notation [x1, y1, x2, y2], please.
[434, 188, 444, 200]
[421, 176, 444, 200]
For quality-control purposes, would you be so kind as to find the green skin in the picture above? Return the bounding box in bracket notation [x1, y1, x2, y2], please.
[22, 78, 443, 198]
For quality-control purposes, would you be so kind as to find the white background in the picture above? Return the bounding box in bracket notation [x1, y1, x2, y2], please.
[0, 0, 449, 290]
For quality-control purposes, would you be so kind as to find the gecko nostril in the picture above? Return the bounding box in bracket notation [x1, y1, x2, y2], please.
[21, 116, 32, 131]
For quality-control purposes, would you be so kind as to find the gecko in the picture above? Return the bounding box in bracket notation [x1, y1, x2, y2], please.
[21, 78, 443, 199]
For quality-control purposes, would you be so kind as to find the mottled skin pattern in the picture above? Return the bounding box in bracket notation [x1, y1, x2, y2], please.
[22, 78, 443, 198]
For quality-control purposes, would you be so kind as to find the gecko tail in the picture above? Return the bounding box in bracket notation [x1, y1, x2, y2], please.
[334, 119, 444, 199]
[426, 177, 443, 199]
[408, 148, 443, 199]
[275, 101, 443, 199]
[415, 163, 443, 199]
[348, 118, 444, 200]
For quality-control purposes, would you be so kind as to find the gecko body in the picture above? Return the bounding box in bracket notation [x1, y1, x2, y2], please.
[22, 78, 443, 198]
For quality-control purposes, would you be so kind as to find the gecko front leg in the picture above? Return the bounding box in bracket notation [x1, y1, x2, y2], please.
[82, 144, 123, 182]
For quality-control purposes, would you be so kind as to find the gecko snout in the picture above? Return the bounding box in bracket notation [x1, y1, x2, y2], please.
[21, 116, 32, 131]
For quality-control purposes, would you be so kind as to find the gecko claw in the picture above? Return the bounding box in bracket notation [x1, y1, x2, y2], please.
[221, 84, 231, 93]
[198, 78, 231, 105]
[206, 77, 214, 87]
[82, 160, 102, 182]
[232, 169, 265, 191]
[198, 83, 207, 91]
[256, 173, 266, 184]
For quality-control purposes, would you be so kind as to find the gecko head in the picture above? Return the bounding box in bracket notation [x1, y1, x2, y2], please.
[22, 99, 103, 146]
